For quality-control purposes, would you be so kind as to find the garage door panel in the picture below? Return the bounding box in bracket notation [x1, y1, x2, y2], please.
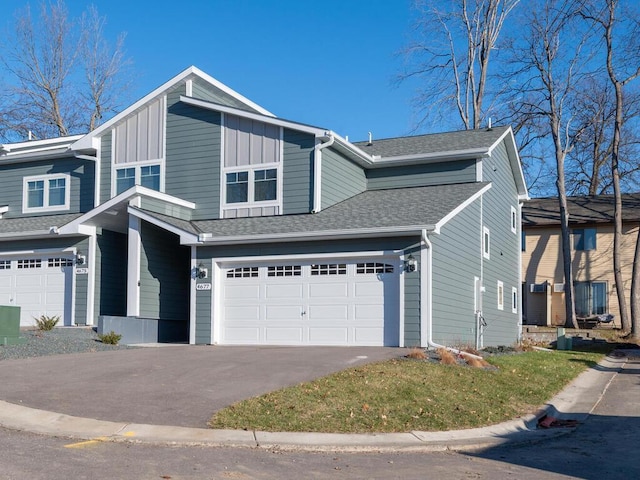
[308, 282, 348, 298]
[224, 327, 260, 343]
[308, 304, 348, 321]
[354, 281, 385, 297]
[355, 304, 384, 321]
[225, 305, 260, 321]
[309, 327, 348, 344]
[265, 305, 302, 320]
[265, 284, 304, 299]
[225, 284, 260, 300]
[16, 275, 44, 288]
[354, 328, 384, 345]
[0, 276, 13, 288]
[265, 327, 303, 343]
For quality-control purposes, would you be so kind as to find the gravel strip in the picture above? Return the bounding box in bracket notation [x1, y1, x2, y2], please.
[0, 327, 135, 361]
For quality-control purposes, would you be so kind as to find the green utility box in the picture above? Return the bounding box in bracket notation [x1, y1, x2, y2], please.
[0, 305, 26, 345]
[556, 327, 573, 351]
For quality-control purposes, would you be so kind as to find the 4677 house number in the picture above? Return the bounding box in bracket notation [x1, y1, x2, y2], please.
[196, 283, 212, 291]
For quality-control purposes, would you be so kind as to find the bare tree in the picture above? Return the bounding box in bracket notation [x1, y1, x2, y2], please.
[0, 0, 130, 141]
[399, 0, 520, 131]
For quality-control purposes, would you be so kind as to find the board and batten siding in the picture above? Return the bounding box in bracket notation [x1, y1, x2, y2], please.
[480, 141, 521, 346]
[165, 89, 222, 221]
[94, 229, 127, 323]
[100, 132, 113, 204]
[366, 160, 476, 190]
[139, 221, 190, 321]
[283, 129, 314, 215]
[431, 199, 482, 346]
[0, 157, 95, 218]
[321, 147, 366, 209]
[0, 236, 90, 325]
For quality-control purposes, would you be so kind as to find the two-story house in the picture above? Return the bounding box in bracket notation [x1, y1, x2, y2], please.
[0, 66, 528, 348]
[522, 194, 640, 327]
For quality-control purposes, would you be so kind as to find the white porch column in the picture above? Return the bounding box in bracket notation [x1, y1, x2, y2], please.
[127, 215, 141, 316]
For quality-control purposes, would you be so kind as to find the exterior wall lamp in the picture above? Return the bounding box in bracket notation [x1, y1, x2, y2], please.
[76, 252, 86, 265]
[194, 262, 208, 279]
[405, 254, 418, 273]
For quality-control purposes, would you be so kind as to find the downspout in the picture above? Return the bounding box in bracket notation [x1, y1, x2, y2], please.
[312, 133, 335, 213]
[421, 229, 483, 360]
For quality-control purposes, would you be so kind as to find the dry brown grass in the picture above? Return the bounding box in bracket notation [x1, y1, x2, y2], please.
[464, 355, 491, 368]
[436, 348, 458, 365]
[405, 347, 427, 359]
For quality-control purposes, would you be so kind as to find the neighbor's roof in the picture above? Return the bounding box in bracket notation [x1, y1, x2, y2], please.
[523, 194, 640, 226]
[353, 126, 511, 158]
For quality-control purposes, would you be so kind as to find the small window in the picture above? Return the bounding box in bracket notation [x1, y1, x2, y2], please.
[267, 265, 301, 277]
[0, 260, 10, 270]
[356, 262, 394, 274]
[226, 172, 249, 203]
[497, 281, 504, 310]
[254, 169, 277, 201]
[573, 228, 596, 251]
[512, 287, 518, 314]
[483, 227, 491, 259]
[23, 174, 69, 212]
[116, 168, 136, 194]
[116, 164, 162, 195]
[311, 264, 347, 275]
[17, 259, 41, 269]
[226, 266, 258, 278]
[511, 206, 518, 234]
[521, 229, 526, 252]
[48, 178, 66, 206]
[140, 165, 161, 191]
[48, 258, 73, 268]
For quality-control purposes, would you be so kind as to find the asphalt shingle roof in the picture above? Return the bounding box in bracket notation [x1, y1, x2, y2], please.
[523, 194, 640, 226]
[0, 213, 83, 235]
[352, 126, 510, 158]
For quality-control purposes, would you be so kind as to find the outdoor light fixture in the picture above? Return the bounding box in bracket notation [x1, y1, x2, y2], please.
[405, 254, 418, 273]
[76, 252, 86, 265]
[194, 262, 208, 279]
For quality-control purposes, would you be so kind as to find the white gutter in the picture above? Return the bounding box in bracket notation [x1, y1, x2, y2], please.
[421, 229, 483, 360]
[312, 133, 335, 213]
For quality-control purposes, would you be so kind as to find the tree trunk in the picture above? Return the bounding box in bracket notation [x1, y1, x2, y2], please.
[630, 225, 640, 340]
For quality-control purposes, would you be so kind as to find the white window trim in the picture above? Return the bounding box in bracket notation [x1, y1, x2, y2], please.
[111, 158, 165, 196]
[511, 206, 517, 234]
[512, 286, 518, 314]
[221, 161, 283, 211]
[483, 226, 491, 259]
[497, 280, 504, 310]
[22, 173, 71, 213]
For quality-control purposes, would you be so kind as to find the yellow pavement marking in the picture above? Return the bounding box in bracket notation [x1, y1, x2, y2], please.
[64, 436, 108, 449]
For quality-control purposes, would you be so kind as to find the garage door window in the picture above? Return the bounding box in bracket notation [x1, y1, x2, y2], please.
[226, 267, 259, 278]
[267, 265, 301, 277]
[48, 258, 74, 267]
[311, 264, 346, 275]
[357, 262, 394, 274]
[17, 259, 41, 269]
[0, 260, 10, 269]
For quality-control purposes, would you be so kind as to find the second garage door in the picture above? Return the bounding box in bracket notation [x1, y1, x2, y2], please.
[220, 259, 400, 346]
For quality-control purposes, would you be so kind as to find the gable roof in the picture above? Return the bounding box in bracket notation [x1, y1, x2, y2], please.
[0, 213, 83, 239]
[71, 66, 273, 152]
[523, 194, 640, 226]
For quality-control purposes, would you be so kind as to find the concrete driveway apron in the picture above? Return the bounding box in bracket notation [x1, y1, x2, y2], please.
[0, 345, 399, 428]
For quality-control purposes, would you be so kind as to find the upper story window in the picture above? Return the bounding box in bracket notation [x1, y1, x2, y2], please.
[573, 228, 596, 251]
[222, 114, 282, 217]
[483, 226, 491, 259]
[112, 96, 165, 196]
[511, 206, 518, 234]
[497, 280, 504, 310]
[22, 174, 70, 213]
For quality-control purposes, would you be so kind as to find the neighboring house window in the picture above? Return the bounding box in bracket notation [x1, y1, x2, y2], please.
[497, 281, 504, 310]
[115, 164, 162, 195]
[521, 230, 526, 252]
[573, 228, 596, 251]
[483, 227, 491, 259]
[511, 206, 517, 234]
[22, 174, 70, 213]
[512, 287, 518, 314]
[575, 281, 607, 317]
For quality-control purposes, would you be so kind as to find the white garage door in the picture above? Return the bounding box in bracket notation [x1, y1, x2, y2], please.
[0, 256, 73, 326]
[221, 259, 400, 346]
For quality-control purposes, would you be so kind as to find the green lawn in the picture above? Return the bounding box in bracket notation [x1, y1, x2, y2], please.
[209, 350, 604, 433]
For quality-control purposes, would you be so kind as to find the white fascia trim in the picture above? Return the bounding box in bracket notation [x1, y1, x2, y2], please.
[189, 246, 197, 345]
[58, 185, 195, 235]
[72, 66, 273, 151]
[197, 225, 434, 246]
[0, 230, 73, 240]
[369, 148, 490, 167]
[86, 233, 97, 326]
[433, 183, 492, 234]
[180, 96, 326, 137]
[1, 135, 84, 155]
[127, 215, 141, 316]
[214, 250, 403, 265]
[0, 246, 77, 256]
[127, 206, 200, 244]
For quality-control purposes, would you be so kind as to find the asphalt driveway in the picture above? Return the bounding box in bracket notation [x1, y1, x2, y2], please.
[0, 345, 399, 428]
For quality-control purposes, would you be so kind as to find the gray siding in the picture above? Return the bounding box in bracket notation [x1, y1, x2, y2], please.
[0, 157, 95, 218]
[191, 78, 261, 113]
[479, 143, 521, 346]
[321, 147, 366, 209]
[139, 197, 193, 221]
[100, 132, 112, 204]
[195, 257, 212, 344]
[283, 129, 314, 214]
[431, 200, 482, 346]
[403, 247, 421, 347]
[95, 229, 127, 322]
[139, 221, 190, 321]
[366, 160, 476, 190]
[0, 236, 90, 325]
[165, 89, 222, 220]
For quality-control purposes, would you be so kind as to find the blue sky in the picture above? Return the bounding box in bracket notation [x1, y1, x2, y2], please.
[2, 0, 421, 142]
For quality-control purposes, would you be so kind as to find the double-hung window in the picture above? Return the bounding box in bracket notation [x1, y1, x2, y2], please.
[573, 228, 596, 251]
[115, 164, 162, 195]
[574, 281, 607, 317]
[224, 167, 279, 205]
[23, 174, 70, 213]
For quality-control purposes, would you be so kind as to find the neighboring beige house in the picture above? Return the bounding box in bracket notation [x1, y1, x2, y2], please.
[522, 194, 640, 328]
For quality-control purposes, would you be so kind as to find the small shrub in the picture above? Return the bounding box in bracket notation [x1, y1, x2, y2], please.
[464, 355, 491, 368]
[405, 347, 427, 359]
[34, 315, 59, 331]
[97, 331, 122, 345]
[436, 347, 457, 365]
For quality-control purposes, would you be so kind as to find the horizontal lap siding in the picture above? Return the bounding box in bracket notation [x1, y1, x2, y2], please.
[283, 130, 314, 214]
[0, 157, 95, 218]
[192, 78, 258, 112]
[481, 143, 521, 346]
[432, 201, 481, 346]
[166, 90, 221, 220]
[366, 160, 476, 190]
[321, 148, 366, 209]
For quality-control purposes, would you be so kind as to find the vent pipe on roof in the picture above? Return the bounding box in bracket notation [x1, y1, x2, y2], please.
[487, 118, 492, 131]
[367, 132, 373, 146]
